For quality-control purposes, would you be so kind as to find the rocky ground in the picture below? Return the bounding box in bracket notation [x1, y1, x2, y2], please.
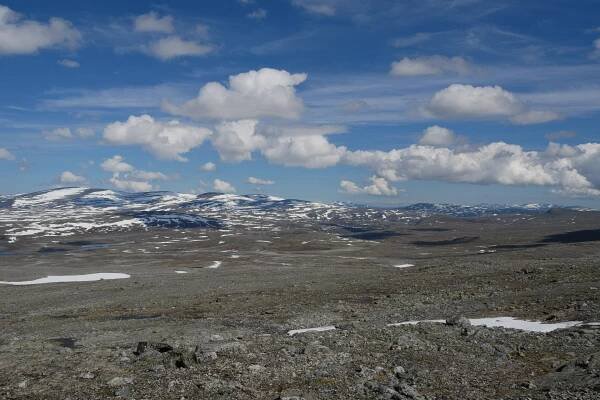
[1, 208, 599, 399]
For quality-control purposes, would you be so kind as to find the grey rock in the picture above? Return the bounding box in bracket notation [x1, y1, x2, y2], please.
[79, 372, 95, 379]
[446, 315, 471, 328]
[393, 366, 406, 378]
[248, 364, 266, 374]
[114, 386, 131, 398]
[107, 377, 133, 387]
[279, 388, 304, 400]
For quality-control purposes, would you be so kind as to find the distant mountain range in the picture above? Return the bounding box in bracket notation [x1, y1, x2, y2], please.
[0, 187, 589, 242]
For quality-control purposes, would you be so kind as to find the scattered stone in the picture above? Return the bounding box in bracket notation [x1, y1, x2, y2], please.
[134, 341, 173, 356]
[114, 385, 131, 398]
[150, 364, 166, 373]
[49, 337, 77, 349]
[279, 388, 304, 400]
[152, 342, 174, 353]
[171, 351, 196, 369]
[79, 372, 95, 379]
[107, 377, 133, 387]
[393, 366, 406, 378]
[194, 346, 218, 362]
[304, 341, 332, 356]
[248, 364, 266, 374]
[396, 382, 425, 400]
[446, 315, 471, 328]
[134, 341, 147, 355]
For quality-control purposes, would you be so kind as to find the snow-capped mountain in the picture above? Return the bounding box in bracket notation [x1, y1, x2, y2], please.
[0, 187, 569, 242]
[399, 202, 555, 217]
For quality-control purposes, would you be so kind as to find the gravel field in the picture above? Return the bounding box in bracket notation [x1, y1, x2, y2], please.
[1, 203, 599, 399]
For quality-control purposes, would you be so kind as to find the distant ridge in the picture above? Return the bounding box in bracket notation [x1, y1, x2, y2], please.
[0, 187, 592, 243]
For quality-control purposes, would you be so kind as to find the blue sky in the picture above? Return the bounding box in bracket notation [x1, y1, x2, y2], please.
[1, 0, 600, 206]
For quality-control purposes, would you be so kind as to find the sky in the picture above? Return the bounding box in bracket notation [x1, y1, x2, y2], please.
[1, 0, 600, 206]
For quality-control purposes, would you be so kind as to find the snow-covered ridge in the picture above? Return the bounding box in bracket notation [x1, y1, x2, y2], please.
[399, 202, 557, 217]
[0, 187, 581, 241]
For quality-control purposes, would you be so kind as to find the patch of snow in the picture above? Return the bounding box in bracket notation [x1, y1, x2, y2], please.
[394, 264, 414, 269]
[13, 187, 86, 207]
[0, 273, 130, 286]
[206, 261, 222, 269]
[82, 190, 120, 201]
[387, 317, 584, 333]
[470, 317, 582, 333]
[387, 320, 445, 327]
[174, 270, 188, 274]
[287, 326, 336, 336]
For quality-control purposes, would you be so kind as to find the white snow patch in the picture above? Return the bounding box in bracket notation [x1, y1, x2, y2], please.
[82, 190, 120, 201]
[387, 320, 445, 327]
[469, 317, 582, 332]
[394, 264, 414, 269]
[287, 326, 336, 336]
[13, 188, 86, 207]
[206, 261, 222, 269]
[0, 273, 130, 286]
[387, 317, 584, 333]
[174, 270, 188, 274]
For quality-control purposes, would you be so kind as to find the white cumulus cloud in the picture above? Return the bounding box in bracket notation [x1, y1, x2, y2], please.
[510, 110, 561, 125]
[344, 141, 600, 197]
[200, 162, 216, 172]
[0, 5, 81, 55]
[59, 171, 86, 185]
[109, 177, 153, 192]
[419, 125, 460, 147]
[103, 114, 212, 161]
[340, 176, 399, 196]
[211, 120, 347, 168]
[130, 170, 167, 181]
[247, 9, 267, 19]
[101, 155, 134, 173]
[213, 178, 236, 193]
[163, 68, 307, 120]
[76, 127, 95, 138]
[212, 119, 265, 162]
[101, 155, 167, 192]
[43, 127, 95, 140]
[144, 35, 213, 60]
[43, 127, 73, 140]
[426, 84, 559, 125]
[390, 56, 470, 77]
[262, 134, 346, 168]
[134, 12, 174, 33]
[592, 38, 600, 57]
[0, 147, 15, 160]
[292, 0, 336, 15]
[247, 176, 274, 185]
[57, 59, 79, 68]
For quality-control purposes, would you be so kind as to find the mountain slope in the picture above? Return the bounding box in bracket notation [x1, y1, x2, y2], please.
[0, 187, 570, 242]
